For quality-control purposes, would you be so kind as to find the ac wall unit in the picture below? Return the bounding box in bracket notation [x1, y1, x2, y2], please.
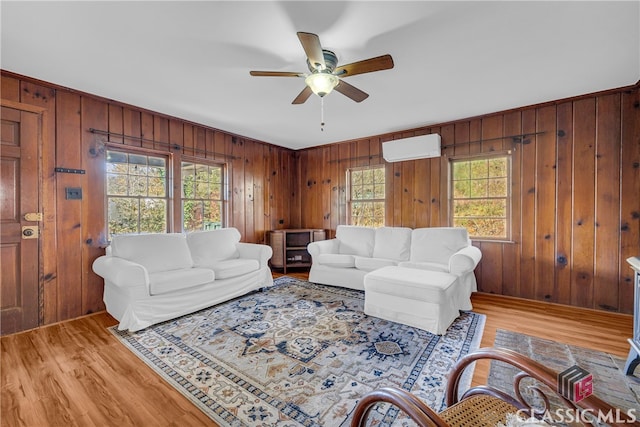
[382, 133, 441, 163]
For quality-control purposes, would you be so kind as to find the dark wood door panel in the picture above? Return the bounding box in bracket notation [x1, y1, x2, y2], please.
[0, 158, 19, 223]
[0, 243, 20, 332]
[0, 106, 40, 335]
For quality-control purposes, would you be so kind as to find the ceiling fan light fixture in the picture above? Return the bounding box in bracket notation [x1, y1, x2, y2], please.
[305, 72, 339, 97]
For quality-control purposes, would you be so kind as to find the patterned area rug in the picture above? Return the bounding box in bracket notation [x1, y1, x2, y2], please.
[488, 329, 640, 423]
[110, 276, 485, 426]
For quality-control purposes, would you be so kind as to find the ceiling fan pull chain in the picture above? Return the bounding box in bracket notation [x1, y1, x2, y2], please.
[320, 97, 325, 132]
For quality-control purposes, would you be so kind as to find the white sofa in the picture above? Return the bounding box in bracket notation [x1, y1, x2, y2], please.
[307, 226, 482, 309]
[92, 228, 273, 332]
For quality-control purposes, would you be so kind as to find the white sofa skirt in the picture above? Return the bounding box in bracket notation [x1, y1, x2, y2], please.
[105, 267, 272, 332]
[308, 264, 368, 291]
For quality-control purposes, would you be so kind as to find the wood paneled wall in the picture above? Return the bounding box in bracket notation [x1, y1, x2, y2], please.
[2, 69, 638, 326]
[1, 71, 297, 325]
[295, 85, 639, 314]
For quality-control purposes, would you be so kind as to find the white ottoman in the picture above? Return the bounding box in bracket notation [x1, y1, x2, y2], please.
[363, 266, 461, 335]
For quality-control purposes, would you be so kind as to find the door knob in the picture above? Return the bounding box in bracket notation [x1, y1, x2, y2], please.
[21, 226, 39, 239]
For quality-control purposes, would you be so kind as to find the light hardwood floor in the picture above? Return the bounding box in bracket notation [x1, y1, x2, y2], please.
[1, 273, 633, 427]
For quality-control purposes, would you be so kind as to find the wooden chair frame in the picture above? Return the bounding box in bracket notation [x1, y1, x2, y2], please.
[351, 347, 635, 427]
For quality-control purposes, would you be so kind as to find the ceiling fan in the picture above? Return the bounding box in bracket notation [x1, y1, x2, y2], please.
[250, 32, 394, 104]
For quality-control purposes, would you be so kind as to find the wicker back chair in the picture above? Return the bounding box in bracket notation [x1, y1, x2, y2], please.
[351, 347, 635, 427]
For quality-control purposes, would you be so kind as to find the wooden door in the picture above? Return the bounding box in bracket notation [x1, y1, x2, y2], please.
[1, 106, 41, 335]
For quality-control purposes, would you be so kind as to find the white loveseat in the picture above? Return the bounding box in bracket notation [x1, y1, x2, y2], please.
[92, 227, 273, 332]
[307, 226, 482, 307]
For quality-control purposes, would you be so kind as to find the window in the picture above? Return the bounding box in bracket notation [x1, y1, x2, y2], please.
[347, 165, 385, 227]
[181, 161, 225, 232]
[106, 150, 168, 236]
[105, 150, 227, 236]
[450, 154, 510, 239]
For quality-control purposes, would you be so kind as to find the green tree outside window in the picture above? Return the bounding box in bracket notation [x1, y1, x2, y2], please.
[348, 165, 385, 227]
[450, 154, 510, 239]
[106, 151, 168, 236]
[182, 161, 225, 232]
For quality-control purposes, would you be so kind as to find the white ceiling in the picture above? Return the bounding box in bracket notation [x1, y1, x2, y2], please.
[2, 1, 638, 150]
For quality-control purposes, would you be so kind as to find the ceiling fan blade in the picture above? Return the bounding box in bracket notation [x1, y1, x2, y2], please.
[292, 86, 313, 104]
[297, 32, 326, 70]
[250, 71, 305, 77]
[334, 80, 369, 103]
[334, 54, 394, 77]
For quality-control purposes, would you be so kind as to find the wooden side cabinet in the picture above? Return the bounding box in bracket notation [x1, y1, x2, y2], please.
[269, 229, 326, 273]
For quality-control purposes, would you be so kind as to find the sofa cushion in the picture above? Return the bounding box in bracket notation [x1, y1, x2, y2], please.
[213, 259, 259, 279]
[398, 261, 449, 273]
[410, 227, 469, 265]
[364, 267, 458, 303]
[372, 227, 412, 261]
[187, 228, 241, 268]
[110, 233, 193, 273]
[316, 253, 356, 268]
[355, 256, 398, 272]
[148, 267, 214, 295]
[336, 225, 375, 257]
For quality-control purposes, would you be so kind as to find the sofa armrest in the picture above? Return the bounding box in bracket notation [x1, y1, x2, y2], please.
[307, 239, 339, 258]
[236, 242, 273, 269]
[92, 255, 149, 288]
[449, 245, 482, 275]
